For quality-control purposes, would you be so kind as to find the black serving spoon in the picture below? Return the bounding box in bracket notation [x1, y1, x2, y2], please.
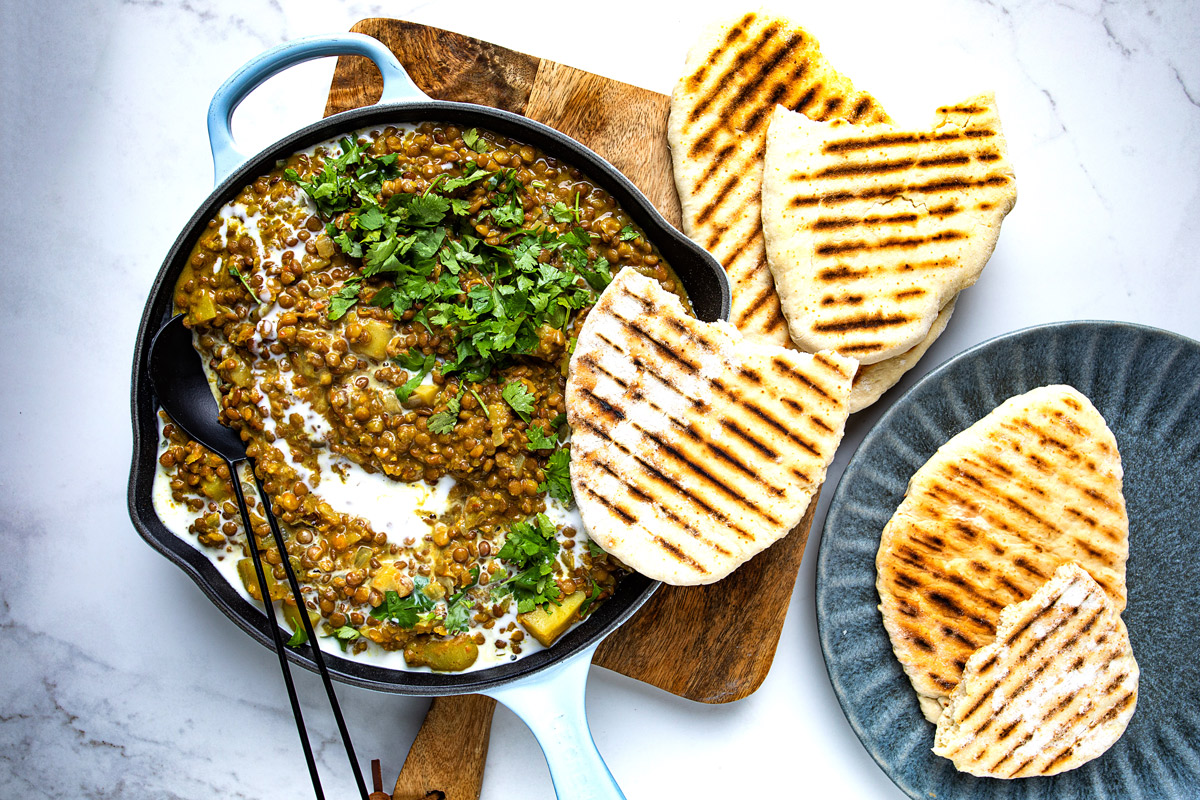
[149, 313, 370, 800]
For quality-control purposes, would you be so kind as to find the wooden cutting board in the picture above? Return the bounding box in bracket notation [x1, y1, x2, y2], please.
[325, 19, 819, 799]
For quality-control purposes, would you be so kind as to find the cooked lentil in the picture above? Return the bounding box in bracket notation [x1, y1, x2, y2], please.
[156, 122, 685, 671]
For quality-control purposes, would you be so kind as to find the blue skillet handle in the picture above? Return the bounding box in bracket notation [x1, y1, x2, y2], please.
[484, 644, 625, 800]
[206, 33, 429, 185]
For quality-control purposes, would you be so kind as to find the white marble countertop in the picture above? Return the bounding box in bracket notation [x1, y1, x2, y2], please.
[1, 0, 1197, 798]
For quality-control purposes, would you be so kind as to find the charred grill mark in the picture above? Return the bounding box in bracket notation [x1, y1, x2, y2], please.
[792, 86, 818, 115]
[580, 353, 628, 389]
[821, 293, 864, 306]
[685, 20, 782, 126]
[812, 312, 912, 333]
[743, 285, 776, 317]
[814, 152, 972, 180]
[694, 142, 739, 191]
[817, 264, 868, 282]
[721, 32, 806, 127]
[1012, 557, 1047, 580]
[894, 288, 925, 300]
[909, 633, 935, 653]
[694, 173, 743, 225]
[811, 416, 834, 433]
[574, 417, 760, 542]
[850, 96, 872, 122]
[789, 174, 1011, 208]
[812, 211, 920, 230]
[617, 317, 703, 373]
[770, 356, 836, 401]
[739, 366, 763, 384]
[814, 230, 967, 256]
[581, 387, 626, 421]
[720, 418, 779, 460]
[650, 533, 707, 570]
[597, 453, 731, 555]
[822, 126, 996, 153]
[684, 13, 752, 92]
[929, 202, 960, 217]
[578, 482, 637, 523]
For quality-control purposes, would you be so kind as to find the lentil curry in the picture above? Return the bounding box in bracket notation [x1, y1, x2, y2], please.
[155, 123, 688, 672]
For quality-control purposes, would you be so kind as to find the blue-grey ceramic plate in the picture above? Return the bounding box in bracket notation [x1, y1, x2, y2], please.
[816, 321, 1200, 800]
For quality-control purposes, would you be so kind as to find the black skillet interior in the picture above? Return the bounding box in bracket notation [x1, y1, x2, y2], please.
[128, 99, 731, 695]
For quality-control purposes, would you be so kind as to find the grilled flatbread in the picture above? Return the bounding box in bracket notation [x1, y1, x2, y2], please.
[667, 11, 890, 347]
[877, 385, 1129, 722]
[849, 297, 955, 413]
[567, 270, 855, 585]
[762, 95, 1016, 365]
[933, 563, 1138, 777]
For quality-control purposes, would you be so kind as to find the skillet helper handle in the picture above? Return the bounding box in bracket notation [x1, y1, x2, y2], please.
[484, 645, 625, 800]
[206, 32, 429, 185]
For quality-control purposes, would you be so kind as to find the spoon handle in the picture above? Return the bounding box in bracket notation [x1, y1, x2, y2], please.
[228, 464, 327, 800]
[253, 471, 370, 800]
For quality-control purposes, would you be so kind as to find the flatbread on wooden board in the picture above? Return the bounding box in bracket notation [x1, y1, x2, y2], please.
[761, 95, 1017, 365]
[567, 270, 855, 585]
[667, 11, 890, 348]
[876, 385, 1129, 722]
[849, 297, 955, 413]
[933, 563, 1138, 778]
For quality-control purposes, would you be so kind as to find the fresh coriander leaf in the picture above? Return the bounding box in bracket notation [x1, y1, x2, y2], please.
[287, 628, 308, 647]
[427, 388, 463, 435]
[579, 257, 613, 292]
[549, 201, 575, 224]
[463, 128, 489, 153]
[526, 424, 556, 451]
[578, 579, 602, 617]
[550, 412, 568, 430]
[328, 278, 362, 321]
[618, 225, 640, 241]
[539, 449, 573, 507]
[502, 381, 535, 422]
[357, 204, 387, 231]
[587, 540, 605, 558]
[444, 566, 481, 633]
[492, 515, 562, 613]
[394, 353, 436, 402]
[370, 578, 436, 628]
[405, 194, 452, 227]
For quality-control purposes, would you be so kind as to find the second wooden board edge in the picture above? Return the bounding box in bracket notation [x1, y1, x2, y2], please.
[324, 18, 814, 703]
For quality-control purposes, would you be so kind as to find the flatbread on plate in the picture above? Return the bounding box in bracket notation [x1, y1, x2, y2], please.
[933, 563, 1138, 778]
[876, 385, 1129, 722]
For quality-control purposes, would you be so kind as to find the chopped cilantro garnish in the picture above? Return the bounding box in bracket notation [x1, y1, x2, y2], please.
[393, 351, 436, 403]
[328, 278, 362, 320]
[370, 577, 437, 628]
[526, 424, 556, 451]
[539, 449, 573, 506]
[549, 201, 575, 224]
[618, 225, 640, 241]
[444, 566, 481, 633]
[428, 388, 463, 434]
[283, 126, 621, 391]
[502, 381, 536, 422]
[286, 628, 308, 647]
[463, 128, 489, 153]
[492, 514, 562, 613]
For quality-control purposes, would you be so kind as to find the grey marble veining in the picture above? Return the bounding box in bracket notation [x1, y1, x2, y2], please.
[1, 0, 1197, 798]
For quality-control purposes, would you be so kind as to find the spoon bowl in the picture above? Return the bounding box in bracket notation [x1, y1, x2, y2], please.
[148, 314, 247, 463]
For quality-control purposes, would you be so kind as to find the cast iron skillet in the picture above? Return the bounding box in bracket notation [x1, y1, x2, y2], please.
[127, 34, 730, 799]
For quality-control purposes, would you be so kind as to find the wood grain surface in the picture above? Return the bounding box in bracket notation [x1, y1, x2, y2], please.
[325, 18, 818, 798]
